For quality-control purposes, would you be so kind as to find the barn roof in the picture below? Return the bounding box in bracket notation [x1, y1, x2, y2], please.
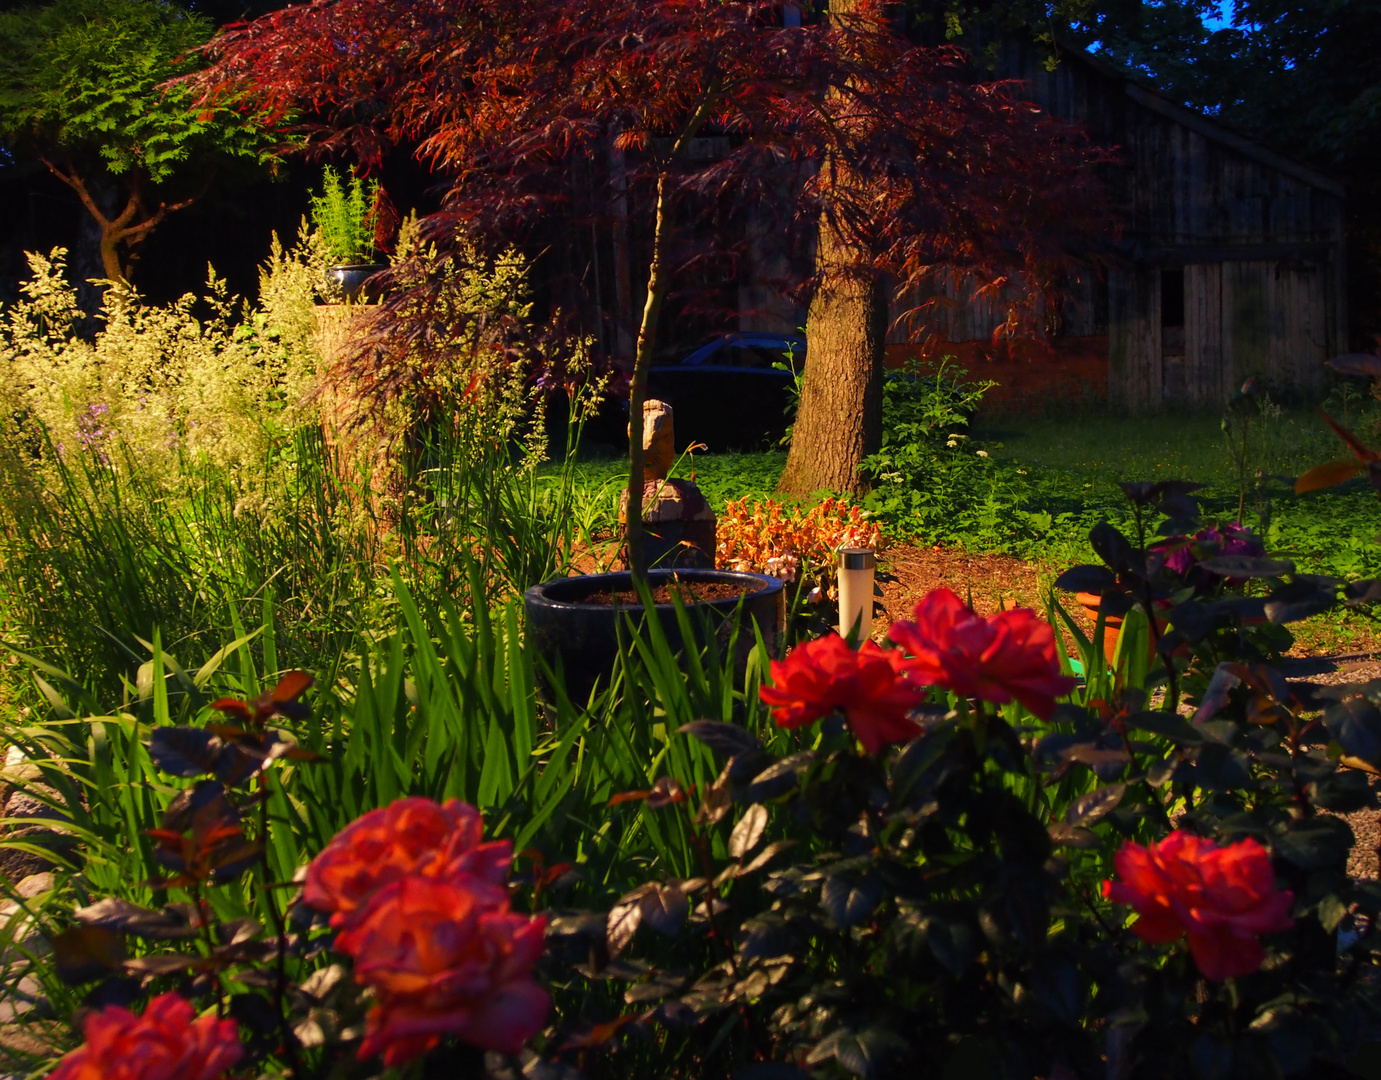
[1059, 42, 1346, 199]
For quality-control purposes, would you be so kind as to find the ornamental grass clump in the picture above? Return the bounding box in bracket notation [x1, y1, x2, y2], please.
[0, 237, 324, 488]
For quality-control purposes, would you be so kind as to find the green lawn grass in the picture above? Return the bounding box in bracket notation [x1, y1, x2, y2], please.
[555, 448, 789, 527]
[974, 407, 1381, 576]
[560, 406, 1381, 651]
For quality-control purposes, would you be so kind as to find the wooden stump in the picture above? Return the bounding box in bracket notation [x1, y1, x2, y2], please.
[313, 304, 396, 509]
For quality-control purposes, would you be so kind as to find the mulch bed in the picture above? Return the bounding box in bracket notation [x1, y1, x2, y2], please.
[879, 542, 1049, 623]
[583, 580, 753, 605]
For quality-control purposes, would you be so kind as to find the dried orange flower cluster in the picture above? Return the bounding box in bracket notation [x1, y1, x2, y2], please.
[716, 496, 881, 584]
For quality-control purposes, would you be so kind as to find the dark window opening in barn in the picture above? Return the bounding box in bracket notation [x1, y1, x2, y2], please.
[1161, 267, 1187, 401]
[1161, 268, 1185, 330]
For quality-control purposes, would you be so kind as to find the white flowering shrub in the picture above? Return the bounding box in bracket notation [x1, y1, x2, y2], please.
[0, 231, 326, 486]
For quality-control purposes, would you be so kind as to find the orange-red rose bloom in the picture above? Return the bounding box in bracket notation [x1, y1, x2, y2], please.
[759, 634, 925, 754]
[336, 875, 551, 1068]
[304, 797, 512, 929]
[888, 588, 1077, 720]
[48, 992, 241, 1080]
[1102, 830, 1294, 980]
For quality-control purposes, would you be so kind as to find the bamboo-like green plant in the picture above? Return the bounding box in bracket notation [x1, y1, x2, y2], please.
[309, 165, 380, 265]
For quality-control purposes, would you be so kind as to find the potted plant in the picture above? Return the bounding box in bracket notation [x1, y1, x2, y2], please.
[311, 165, 388, 301]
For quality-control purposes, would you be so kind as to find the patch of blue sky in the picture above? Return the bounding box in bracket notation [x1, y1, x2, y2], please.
[1203, 0, 1234, 31]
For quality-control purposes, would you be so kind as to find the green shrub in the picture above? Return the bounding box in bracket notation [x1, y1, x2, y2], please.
[309, 165, 382, 266]
[860, 360, 1032, 547]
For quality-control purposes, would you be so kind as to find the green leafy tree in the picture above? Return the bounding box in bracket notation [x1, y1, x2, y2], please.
[0, 0, 274, 285]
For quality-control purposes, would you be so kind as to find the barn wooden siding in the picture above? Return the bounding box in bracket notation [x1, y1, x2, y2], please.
[890, 43, 1348, 412]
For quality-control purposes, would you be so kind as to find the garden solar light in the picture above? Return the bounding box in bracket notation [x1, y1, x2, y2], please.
[837, 546, 876, 641]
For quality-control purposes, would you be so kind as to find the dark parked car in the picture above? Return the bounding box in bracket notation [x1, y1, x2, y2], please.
[647, 332, 804, 452]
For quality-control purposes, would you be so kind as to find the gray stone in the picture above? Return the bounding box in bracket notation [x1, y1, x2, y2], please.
[0, 976, 45, 1023]
[13, 875, 52, 901]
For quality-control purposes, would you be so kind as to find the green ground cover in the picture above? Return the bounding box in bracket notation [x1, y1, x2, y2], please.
[562, 407, 1381, 576]
[974, 408, 1381, 574]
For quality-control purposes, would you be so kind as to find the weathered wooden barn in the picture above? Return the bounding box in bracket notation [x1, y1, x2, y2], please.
[875, 43, 1349, 412]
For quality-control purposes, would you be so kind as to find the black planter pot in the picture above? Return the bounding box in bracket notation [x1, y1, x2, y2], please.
[326, 263, 387, 302]
[524, 569, 784, 703]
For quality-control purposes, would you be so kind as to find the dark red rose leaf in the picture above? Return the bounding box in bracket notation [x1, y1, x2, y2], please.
[147, 727, 223, 778]
[606, 893, 646, 958]
[678, 719, 762, 756]
[160, 780, 235, 834]
[72, 898, 199, 941]
[1063, 783, 1126, 828]
[639, 883, 690, 936]
[52, 926, 126, 983]
[124, 953, 216, 976]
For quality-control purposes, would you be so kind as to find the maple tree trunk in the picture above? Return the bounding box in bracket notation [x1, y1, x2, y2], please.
[778, 207, 886, 497]
[625, 78, 722, 580]
[778, 0, 886, 498]
[625, 171, 672, 579]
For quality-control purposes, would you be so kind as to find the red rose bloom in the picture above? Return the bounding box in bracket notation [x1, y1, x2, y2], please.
[887, 588, 1077, 720]
[1102, 830, 1294, 980]
[48, 992, 241, 1080]
[305, 797, 512, 929]
[759, 634, 925, 754]
[336, 875, 551, 1067]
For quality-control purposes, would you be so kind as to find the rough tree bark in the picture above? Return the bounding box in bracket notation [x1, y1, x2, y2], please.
[777, 0, 886, 498]
[777, 211, 886, 496]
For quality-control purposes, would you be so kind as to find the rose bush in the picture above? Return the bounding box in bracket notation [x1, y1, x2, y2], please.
[759, 633, 924, 754]
[1153, 521, 1266, 591]
[303, 795, 512, 929]
[539, 484, 1381, 1079]
[888, 587, 1078, 718]
[1103, 830, 1295, 980]
[48, 993, 241, 1080]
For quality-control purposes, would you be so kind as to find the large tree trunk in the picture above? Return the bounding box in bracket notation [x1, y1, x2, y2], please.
[777, 212, 886, 497]
[778, 0, 887, 498]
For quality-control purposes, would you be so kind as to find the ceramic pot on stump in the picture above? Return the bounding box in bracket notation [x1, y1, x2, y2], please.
[326, 263, 387, 303]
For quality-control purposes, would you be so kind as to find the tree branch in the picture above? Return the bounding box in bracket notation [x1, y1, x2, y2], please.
[627, 74, 724, 579]
[38, 156, 112, 229]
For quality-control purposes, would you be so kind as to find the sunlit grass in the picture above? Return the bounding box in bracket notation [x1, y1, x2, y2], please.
[555, 406, 1381, 654]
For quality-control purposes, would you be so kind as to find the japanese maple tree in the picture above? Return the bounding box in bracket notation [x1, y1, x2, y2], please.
[192, 0, 1110, 571]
